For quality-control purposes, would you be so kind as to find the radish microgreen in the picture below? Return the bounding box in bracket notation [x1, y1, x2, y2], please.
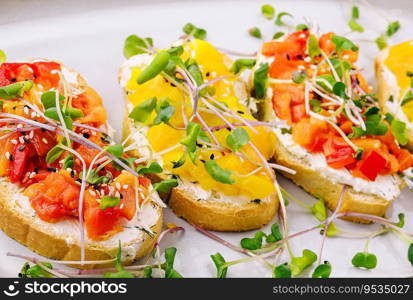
[153, 178, 179, 193]
[248, 27, 262, 39]
[230, 58, 256, 75]
[100, 196, 121, 210]
[183, 23, 207, 40]
[290, 249, 317, 276]
[0, 80, 33, 100]
[312, 261, 332, 278]
[348, 6, 364, 33]
[273, 263, 292, 278]
[261, 4, 275, 20]
[204, 160, 235, 184]
[275, 12, 292, 26]
[211, 253, 228, 278]
[351, 252, 377, 270]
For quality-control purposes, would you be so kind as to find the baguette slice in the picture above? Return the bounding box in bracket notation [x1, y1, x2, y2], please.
[119, 51, 279, 232]
[257, 92, 403, 223]
[0, 60, 162, 269]
[375, 43, 413, 151]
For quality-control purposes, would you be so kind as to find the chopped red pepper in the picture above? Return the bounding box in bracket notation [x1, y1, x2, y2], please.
[358, 150, 387, 181]
[9, 143, 31, 183]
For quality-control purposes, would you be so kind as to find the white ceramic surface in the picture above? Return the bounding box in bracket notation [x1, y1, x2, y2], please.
[0, 0, 412, 277]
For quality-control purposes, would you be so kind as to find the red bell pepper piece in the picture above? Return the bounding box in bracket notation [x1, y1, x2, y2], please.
[359, 150, 387, 181]
[9, 143, 31, 183]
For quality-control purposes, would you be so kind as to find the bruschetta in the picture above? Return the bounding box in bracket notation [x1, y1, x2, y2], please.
[0, 59, 162, 268]
[119, 37, 282, 231]
[252, 30, 413, 222]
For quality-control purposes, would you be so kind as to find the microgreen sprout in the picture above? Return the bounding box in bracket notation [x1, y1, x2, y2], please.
[248, 27, 262, 39]
[275, 12, 293, 26]
[183, 23, 207, 40]
[261, 4, 275, 20]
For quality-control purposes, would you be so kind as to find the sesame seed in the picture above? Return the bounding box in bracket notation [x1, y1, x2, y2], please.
[89, 190, 96, 196]
[120, 203, 125, 209]
[5, 152, 11, 160]
[115, 182, 121, 190]
[100, 189, 105, 196]
[211, 71, 217, 77]
[123, 184, 129, 189]
[31, 112, 36, 118]
[310, 64, 317, 70]
[29, 172, 36, 179]
[42, 138, 48, 144]
[304, 56, 311, 63]
[23, 106, 29, 115]
[299, 33, 306, 38]
[343, 54, 350, 60]
[19, 136, 25, 144]
[29, 131, 34, 139]
[298, 65, 305, 70]
[115, 191, 121, 198]
[10, 139, 17, 145]
[17, 124, 23, 129]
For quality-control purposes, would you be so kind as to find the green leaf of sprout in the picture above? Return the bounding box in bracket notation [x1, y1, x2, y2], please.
[375, 35, 388, 50]
[129, 97, 157, 123]
[261, 4, 275, 20]
[40, 91, 65, 109]
[290, 249, 317, 276]
[351, 252, 377, 269]
[351, 5, 360, 19]
[386, 21, 401, 37]
[266, 223, 283, 243]
[0, 80, 33, 100]
[137, 161, 163, 175]
[123, 35, 153, 58]
[401, 90, 413, 106]
[273, 32, 285, 40]
[0, 49, 6, 64]
[180, 121, 201, 153]
[315, 75, 336, 92]
[391, 119, 409, 146]
[308, 34, 321, 60]
[153, 97, 176, 125]
[310, 99, 322, 113]
[395, 213, 405, 228]
[296, 24, 308, 31]
[273, 263, 292, 278]
[312, 262, 332, 278]
[19, 262, 54, 278]
[226, 127, 250, 152]
[240, 231, 266, 250]
[211, 253, 228, 278]
[164, 247, 183, 278]
[311, 198, 327, 222]
[253, 63, 269, 99]
[104, 242, 134, 278]
[348, 19, 364, 33]
[183, 23, 207, 40]
[275, 12, 293, 26]
[408, 244, 413, 266]
[230, 59, 256, 75]
[292, 70, 307, 84]
[204, 159, 235, 184]
[248, 27, 262, 39]
[143, 267, 152, 278]
[100, 196, 121, 210]
[136, 51, 170, 85]
[332, 35, 359, 53]
[105, 144, 124, 158]
[172, 152, 187, 169]
[332, 82, 348, 99]
[63, 155, 74, 169]
[153, 178, 179, 193]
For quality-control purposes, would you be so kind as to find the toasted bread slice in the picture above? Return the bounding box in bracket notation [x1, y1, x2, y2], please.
[0, 61, 163, 269]
[0, 180, 162, 269]
[258, 94, 401, 223]
[375, 45, 413, 151]
[121, 101, 278, 231]
[119, 48, 279, 231]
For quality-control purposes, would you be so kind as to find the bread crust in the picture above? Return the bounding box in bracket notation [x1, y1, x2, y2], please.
[375, 49, 413, 150]
[0, 182, 162, 269]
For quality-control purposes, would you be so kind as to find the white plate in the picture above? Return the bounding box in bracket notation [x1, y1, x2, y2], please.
[1, 0, 413, 277]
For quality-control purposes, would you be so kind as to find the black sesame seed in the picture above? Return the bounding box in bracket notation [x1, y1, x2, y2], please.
[119, 193, 124, 199]
[47, 167, 57, 172]
[210, 154, 215, 160]
[33, 167, 39, 174]
[206, 72, 210, 77]
[11, 78, 17, 82]
[18, 145, 26, 152]
[200, 159, 206, 163]
[70, 170, 75, 178]
[82, 132, 90, 138]
[9, 154, 14, 161]
[237, 110, 244, 114]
